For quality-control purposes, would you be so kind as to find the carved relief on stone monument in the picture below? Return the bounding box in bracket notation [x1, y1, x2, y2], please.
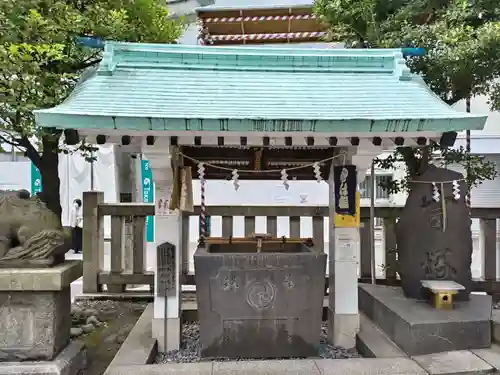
[396, 166, 472, 300]
[422, 248, 458, 280]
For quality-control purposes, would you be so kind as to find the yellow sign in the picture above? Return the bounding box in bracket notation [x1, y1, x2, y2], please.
[334, 192, 360, 228]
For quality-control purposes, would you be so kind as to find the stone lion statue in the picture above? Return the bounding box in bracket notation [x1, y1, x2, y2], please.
[0, 190, 70, 266]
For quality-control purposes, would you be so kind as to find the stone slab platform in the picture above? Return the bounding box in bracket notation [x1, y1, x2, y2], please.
[359, 284, 492, 356]
[492, 310, 500, 344]
[0, 341, 86, 375]
[412, 350, 494, 375]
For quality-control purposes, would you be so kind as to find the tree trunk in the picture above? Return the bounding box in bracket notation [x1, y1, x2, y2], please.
[39, 136, 62, 224]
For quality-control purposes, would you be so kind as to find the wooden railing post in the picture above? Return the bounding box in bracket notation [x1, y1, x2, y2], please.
[222, 216, 233, 237]
[83, 191, 104, 293]
[244, 216, 256, 236]
[181, 214, 190, 278]
[359, 218, 371, 280]
[132, 216, 146, 274]
[383, 219, 397, 284]
[481, 218, 497, 281]
[122, 217, 134, 273]
[289, 216, 301, 237]
[109, 215, 125, 293]
[311, 215, 324, 254]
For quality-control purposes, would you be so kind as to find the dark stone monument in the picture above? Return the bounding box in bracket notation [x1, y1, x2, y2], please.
[194, 241, 326, 359]
[358, 166, 492, 357]
[396, 166, 472, 300]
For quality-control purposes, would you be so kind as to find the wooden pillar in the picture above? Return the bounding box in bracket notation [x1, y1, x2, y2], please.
[82, 191, 104, 294]
[383, 219, 397, 284]
[109, 215, 125, 293]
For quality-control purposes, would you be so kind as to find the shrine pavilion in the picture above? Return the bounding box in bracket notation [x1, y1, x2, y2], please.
[196, 0, 327, 45]
[34, 42, 486, 351]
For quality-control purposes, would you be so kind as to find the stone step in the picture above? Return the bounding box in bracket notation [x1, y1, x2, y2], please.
[412, 350, 495, 375]
[356, 313, 407, 358]
[472, 344, 500, 372]
[492, 311, 500, 344]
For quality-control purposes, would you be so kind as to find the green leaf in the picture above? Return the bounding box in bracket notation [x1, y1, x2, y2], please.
[316, 0, 499, 192]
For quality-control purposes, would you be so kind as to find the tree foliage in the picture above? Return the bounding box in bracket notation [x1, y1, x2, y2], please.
[0, 0, 184, 219]
[315, 0, 500, 190]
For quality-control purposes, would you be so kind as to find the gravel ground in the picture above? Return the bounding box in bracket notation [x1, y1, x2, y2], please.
[156, 322, 360, 363]
[494, 301, 500, 310]
[71, 299, 147, 375]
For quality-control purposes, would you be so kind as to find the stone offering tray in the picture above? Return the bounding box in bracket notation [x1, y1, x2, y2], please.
[421, 280, 465, 310]
[194, 236, 326, 359]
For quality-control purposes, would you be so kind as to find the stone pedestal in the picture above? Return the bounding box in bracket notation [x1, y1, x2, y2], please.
[359, 284, 492, 356]
[0, 261, 86, 374]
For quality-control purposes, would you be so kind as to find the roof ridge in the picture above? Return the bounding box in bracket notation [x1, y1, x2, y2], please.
[97, 42, 408, 76]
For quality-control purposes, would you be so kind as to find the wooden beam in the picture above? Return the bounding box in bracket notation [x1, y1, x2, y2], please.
[185, 205, 500, 220]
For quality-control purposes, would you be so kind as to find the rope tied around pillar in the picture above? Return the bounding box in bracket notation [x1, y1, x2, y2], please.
[198, 163, 207, 243]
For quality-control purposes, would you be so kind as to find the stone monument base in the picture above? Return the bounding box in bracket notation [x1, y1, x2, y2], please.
[0, 261, 83, 362]
[0, 341, 86, 375]
[358, 284, 491, 356]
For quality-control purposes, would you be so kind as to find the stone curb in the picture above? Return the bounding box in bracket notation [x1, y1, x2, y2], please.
[106, 357, 428, 375]
[105, 303, 157, 372]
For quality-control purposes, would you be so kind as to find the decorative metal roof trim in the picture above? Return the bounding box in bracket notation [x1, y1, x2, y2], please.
[95, 41, 402, 75]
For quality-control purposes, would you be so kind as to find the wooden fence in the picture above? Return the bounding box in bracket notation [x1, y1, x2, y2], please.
[82, 191, 500, 297]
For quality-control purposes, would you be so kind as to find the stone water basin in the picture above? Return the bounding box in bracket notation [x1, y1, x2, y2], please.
[193, 239, 326, 359]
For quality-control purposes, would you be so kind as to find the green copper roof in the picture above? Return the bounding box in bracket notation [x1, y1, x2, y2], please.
[34, 42, 487, 133]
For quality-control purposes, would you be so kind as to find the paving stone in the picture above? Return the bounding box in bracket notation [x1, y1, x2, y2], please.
[491, 311, 500, 344]
[0, 341, 86, 375]
[106, 363, 213, 375]
[315, 358, 427, 375]
[212, 359, 319, 375]
[412, 350, 494, 374]
[472, 344, 500, 371]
